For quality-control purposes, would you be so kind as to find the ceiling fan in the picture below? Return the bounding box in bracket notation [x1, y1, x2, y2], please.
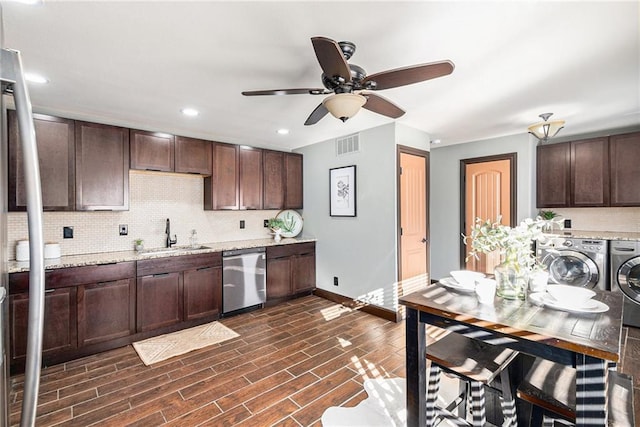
[242, 36, 455, 125]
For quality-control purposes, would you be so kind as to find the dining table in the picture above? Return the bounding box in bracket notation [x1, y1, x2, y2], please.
[399, 283, 624, 427]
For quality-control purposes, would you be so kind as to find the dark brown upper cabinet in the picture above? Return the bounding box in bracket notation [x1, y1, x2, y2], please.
[130, 130, 175, 172]
[8, 111, 75, 211]
[537, 131, 640, 208]
[75, 121, 130, 211]
[175, 136, 212, 175]
[239, 146, 263, 210]
[284, 153, 303, 209]
[263, 150, 285, 209]
[609, 131, 640, 206]
[204, 143, 239, 210]
[570, 137, 609, 207]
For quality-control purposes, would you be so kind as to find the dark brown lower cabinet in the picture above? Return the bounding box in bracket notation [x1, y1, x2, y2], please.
[136, 272, 183, 332]
[184, 265, 222, 321]
[9, 288, 77, 364]
[266, 242, 316, 301]
[77, 278, 135, 346]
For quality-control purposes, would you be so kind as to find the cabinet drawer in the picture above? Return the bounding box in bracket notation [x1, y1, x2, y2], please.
[137, 252, 221, 276]
[9, 261, 136, 293]
[267, 242, 315, 259]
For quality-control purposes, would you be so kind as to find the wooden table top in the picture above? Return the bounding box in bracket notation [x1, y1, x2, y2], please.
[399, 284, 624, 362]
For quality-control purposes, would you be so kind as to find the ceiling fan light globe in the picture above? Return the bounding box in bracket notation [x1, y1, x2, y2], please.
[322, 93, 366, 122]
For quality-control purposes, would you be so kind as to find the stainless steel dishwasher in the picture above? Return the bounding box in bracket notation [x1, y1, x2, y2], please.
[222, 247, 266, 314]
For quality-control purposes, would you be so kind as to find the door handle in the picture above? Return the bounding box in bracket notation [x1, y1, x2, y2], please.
[421, 238, 428, 243]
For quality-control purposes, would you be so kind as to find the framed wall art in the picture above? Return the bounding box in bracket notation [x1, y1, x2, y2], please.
[329, 165, 356, 217]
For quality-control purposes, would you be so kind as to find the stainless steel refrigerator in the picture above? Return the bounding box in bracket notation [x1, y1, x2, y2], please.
[0, 5, 46, 427]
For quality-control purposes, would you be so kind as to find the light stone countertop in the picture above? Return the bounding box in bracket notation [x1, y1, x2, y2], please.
[7, 237, 317, 274]
[544, 230, 640, 241]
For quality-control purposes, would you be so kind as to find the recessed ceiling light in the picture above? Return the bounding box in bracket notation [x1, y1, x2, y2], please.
[181, 108, 199, 117]
[430, 139, 442, 144]
[277, 129, 289, 135]
[25, 73, 48, 84]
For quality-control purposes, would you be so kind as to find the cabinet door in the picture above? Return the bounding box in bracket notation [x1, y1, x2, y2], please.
[184, 266, 222, 321]
[8, 111, 75, 211]
[571, 137, 609, 207]
[292, 251, 316, 294]
[136, 272, 182, 332]
[610, 132, 640, 206]
[175, 136, 212, 175]
[130, 130, 174, 172]
[266, 257, 291, 300]
[239, 146, 263, 210]
[77, 278, 135, 346]
[536, 143, 570, 208]
[205, 143, 239, 210]
[284, 153, 303, 209]
[263, 150, 285, 209]
[9, 288, 77, 363]
[75, 121, 130, 210]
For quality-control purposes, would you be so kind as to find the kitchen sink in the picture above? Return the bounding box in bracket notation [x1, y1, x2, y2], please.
[137, 245, 211, 256]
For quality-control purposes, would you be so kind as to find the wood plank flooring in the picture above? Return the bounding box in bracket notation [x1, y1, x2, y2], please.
[9, 296, 406, 426]
[9, 294, 640, 426]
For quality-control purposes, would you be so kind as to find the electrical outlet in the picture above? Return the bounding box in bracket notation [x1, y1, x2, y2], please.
[264, 219, 268, 228]
[240, 220, 245, 229]
[334, 276, 339, 286]
[564, 219, 572, 229]
[63, 226, 74, 239]
[119, 224, 128, 236]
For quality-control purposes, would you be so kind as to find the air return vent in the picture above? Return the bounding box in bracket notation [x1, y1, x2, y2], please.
[336, 133, 360, 157]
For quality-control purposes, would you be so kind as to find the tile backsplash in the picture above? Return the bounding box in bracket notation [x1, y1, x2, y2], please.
[7, 171, 283, 260]
[551, 207, 640, 233]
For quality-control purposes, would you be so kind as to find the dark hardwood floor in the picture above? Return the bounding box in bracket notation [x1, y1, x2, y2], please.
[9, 295, 640, 426]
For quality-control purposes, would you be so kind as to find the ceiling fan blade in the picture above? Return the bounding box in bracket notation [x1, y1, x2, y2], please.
[361, 92, 405, 119]
[304, 103, 329, 126]
[311, 36, 352, 83]
[242, 88, 329, 96]
[362, 60, 454, 90]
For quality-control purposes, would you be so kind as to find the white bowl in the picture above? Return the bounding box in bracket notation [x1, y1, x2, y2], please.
[450, 270, 485, 289]
[546, 285, 595, 307]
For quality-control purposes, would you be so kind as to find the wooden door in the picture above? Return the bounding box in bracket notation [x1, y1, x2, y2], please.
[8, 111, 75, 211]
[263, 150, 285, 209]
[284, 153, 303, 209]
[239, 146, 263, 209]
[571, 137, 609, 206]
[536, 143, 570, 208]
[75, 121, 130, 210]
[183, 265, 221, 321]
[204, 143, 239, 210]
[136, 272, 182, 332]
[130, 130, 175, 172]
[292, 248, 316, 294]
[175, 136, 212, 175]
[609, 132, 640, 206]
[398, 147, 429, 291]
[462, 155, 515, 274]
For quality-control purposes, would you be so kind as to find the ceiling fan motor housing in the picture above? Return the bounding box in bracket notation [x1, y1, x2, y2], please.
[322, 64, 368, 93]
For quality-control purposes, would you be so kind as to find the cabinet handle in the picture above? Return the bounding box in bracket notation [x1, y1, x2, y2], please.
[152, 273, 171, 278]
[197, 266, 214, 271]
[45, 289, 55, 294]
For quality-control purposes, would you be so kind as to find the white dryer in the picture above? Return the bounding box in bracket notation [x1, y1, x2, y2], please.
[610, 240, 640, 327]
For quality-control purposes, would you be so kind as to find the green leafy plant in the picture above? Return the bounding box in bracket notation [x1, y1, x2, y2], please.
[135, 238, 144, 245]
[539, 210, 558, 220]
[267, 218, 285, 231]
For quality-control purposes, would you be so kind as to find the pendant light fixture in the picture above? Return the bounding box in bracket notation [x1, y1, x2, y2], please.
[322, 93, 367, 122]
[528, 113, 565, 143]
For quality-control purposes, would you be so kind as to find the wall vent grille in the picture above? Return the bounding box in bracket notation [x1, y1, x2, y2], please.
[336, 133, 360, 156]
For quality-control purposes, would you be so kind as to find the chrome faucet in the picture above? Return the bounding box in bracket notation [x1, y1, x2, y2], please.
[165, 218, 177, 248]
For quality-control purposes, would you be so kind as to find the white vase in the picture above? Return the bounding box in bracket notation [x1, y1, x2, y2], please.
[273, 231, 282, 242]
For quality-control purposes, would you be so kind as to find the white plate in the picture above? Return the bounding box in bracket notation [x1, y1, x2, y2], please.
[276, 210, 303, 238]
[529, 292, 609, 314]
[439, 277, 476, 293]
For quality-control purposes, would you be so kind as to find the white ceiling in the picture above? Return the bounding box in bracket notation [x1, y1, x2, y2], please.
[3, 1, 639, 151]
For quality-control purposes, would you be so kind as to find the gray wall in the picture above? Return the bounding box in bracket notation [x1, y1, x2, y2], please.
[429, 133, 537, 280]
[296, 123, 429, 311]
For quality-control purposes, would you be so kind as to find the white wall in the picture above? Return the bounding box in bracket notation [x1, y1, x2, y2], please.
[296, 123, 429, 311]
[429, 133, 537, 280]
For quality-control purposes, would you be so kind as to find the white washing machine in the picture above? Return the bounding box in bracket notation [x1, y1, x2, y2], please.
[610, 240, 640, 328]
[536, 237, 609, 290]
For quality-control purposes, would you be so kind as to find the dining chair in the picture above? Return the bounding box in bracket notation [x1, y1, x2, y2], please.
[425, 327, 519, 427]
[516, 358, 635, 426]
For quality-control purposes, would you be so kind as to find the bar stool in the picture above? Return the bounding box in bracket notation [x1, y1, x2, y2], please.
[517, 358, 635, 426]
[425, 329, 519, 427]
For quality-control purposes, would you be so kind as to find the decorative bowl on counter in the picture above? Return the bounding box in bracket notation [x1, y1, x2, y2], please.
[546, 284, 595, 307]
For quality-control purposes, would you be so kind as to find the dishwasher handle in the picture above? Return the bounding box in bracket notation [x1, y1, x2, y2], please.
[222, 247, 266, 257]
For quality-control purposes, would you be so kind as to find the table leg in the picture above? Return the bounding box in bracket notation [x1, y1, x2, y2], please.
[575, 353, 607, 426]
[405, 307, 426, 427]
